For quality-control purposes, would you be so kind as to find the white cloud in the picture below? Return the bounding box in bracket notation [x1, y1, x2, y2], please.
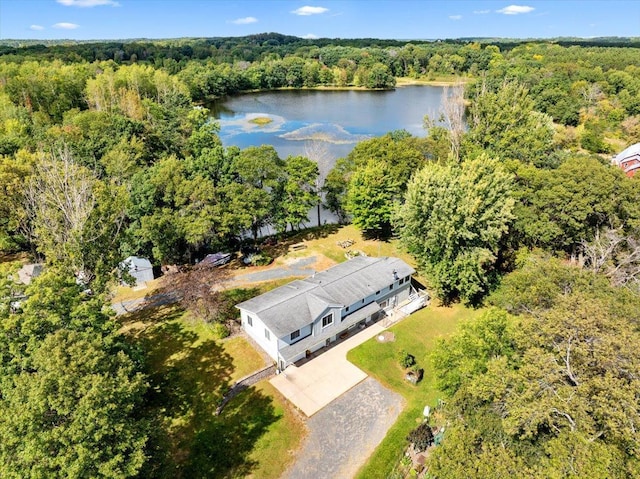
[473, 9, 490, 14]
[449, 15, 462, 20]
[57, 0, 119, 6]
[30, 24, 45, 31]
[292, 6, 328, 16]
[231, 16, 258, 25]
[497, 5, 535, 15]
[53, 22, 79, 29]
[302, 33, 319, 39]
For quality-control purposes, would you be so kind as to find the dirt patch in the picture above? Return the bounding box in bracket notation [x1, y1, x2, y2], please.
[376, 331, 396, 343]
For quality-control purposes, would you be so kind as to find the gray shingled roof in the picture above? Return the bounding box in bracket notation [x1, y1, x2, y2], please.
[236, 256, 414, 337]
[280, 301, 381, 362]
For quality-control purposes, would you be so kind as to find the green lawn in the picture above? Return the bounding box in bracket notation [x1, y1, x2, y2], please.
[348, 304, 481, 479]
[119, 304, 304, 479]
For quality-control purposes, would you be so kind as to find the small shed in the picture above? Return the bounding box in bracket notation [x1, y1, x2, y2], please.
[16, 263, 44, 285]
[120, 256, 154, 286]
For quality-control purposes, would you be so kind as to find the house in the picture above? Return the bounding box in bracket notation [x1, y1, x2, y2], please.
[612, 143, 640, 177]
[120, 256, 154, 287]
[236, 256, 416, 371]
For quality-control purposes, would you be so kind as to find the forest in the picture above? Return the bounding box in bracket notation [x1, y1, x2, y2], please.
[0, 33, 639, 478]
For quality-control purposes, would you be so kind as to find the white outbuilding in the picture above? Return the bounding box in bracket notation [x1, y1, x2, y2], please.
[120, 256, 154, 287]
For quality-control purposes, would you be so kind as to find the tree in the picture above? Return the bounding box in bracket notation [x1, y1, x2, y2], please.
[429, 257, 640, 478]
[158, 263, 229, 325]
[466, 80, 554, 166]
[0, 150, 33, 252]
[274, 155, 319, 232]
[324, 131, 428, 224]
[23, 147, 127, 287]
[581, 227, 640, 292]
[0, 330, 147, 479]
[510, 156, 640, 254]
[0, 270, 148, 478]
[425, 82, 465, 162]
[345, 160, 399, 235]
[395, 154, 515, 304]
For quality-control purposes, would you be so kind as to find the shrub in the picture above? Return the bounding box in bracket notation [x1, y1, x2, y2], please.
[245, 253, 273, 266]
[211, 322, 229, 339]
[407, 422, 434, 452]
[397, 349, 416, 368]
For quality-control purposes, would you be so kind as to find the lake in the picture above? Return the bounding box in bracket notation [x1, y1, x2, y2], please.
[209, 85, 446, 181]
[208, 85, 446, 231]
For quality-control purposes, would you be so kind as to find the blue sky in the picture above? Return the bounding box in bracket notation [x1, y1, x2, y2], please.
[1, 0, 638, 40]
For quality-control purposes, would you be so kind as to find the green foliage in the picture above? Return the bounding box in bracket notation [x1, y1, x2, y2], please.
[407, 422, 434, 452]
[432, 308, 515, 396]
[397, 349, 416, 369]
[0, 270, 147, 478]
[346, 160, 400, 234]
[466, 80, 554, 165]
[509, 156, 640, 253]
[428, 255, 640, 478]
[327, 131, 428, 234]
[274, 155, 319, 232]
[395, 154, 515, 304]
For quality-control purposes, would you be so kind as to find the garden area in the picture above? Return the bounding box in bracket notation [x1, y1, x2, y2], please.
[348, 303, 482, 478]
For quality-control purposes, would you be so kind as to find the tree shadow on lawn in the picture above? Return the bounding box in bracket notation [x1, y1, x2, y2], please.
[127, 308, 279, 478]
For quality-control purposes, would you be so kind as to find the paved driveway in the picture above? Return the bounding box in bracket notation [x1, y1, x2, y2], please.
[270, 322, 386, 416]
[283, 377, 404, 479]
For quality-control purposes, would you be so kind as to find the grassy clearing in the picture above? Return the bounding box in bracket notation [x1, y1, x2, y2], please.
[110, 276, 164, 303]
[267, 224, 417, 269]
[348, 304, 481, 479]
[118, 304, 303, 478]
[396, 76, 471, 87]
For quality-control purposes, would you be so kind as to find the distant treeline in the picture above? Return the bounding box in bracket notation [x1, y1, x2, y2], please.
[1, 32, 639, 66]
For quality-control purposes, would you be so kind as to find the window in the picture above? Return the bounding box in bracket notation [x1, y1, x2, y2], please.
[399, 278, 404, 285]
[405, 275, 410, 282]
[376, 290, 380, 295]
[390, 284, 394, 290]
[321, 313, 333, 328]
[265, 328, 270, 340]
[291, 329, 300, 341]
[346, 306, 350, 312]
[247, 316, 253, 327]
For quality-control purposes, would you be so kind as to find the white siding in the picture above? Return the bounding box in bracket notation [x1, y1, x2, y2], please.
[240, 309, 279, 362]
[279, 323, 313, 347]
[340, 276, 412, 318]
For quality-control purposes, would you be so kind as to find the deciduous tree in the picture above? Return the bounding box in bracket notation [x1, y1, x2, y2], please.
[395, 154, 514, 304]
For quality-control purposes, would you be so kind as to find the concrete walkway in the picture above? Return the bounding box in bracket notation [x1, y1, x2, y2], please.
[270, 321, 386, 416]
[282, 377, 404, 479]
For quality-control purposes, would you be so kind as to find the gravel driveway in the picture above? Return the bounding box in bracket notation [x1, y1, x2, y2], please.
[283, 377, 404, 479]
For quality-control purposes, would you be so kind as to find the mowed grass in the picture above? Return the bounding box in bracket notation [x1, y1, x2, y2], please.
[118, 303, 303, 479]
[275, 224, 418, 268]
[348, 304, 482, 479]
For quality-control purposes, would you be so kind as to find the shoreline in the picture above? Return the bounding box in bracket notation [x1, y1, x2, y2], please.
[202, 77, 470, 103]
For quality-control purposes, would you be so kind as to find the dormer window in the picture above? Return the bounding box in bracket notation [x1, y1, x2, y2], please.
[291, 329, 300, 341]
[321, 313, 333, 328]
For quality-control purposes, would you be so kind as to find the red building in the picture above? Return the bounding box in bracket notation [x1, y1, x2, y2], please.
[612, 143, 640, 178]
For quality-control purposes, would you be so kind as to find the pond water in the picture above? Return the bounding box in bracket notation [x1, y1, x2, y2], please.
[208, 86, 446, 231]
[209, 85, 446, 180]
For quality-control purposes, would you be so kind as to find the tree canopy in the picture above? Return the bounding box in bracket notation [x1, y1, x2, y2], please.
[394, 154, 515, 304]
